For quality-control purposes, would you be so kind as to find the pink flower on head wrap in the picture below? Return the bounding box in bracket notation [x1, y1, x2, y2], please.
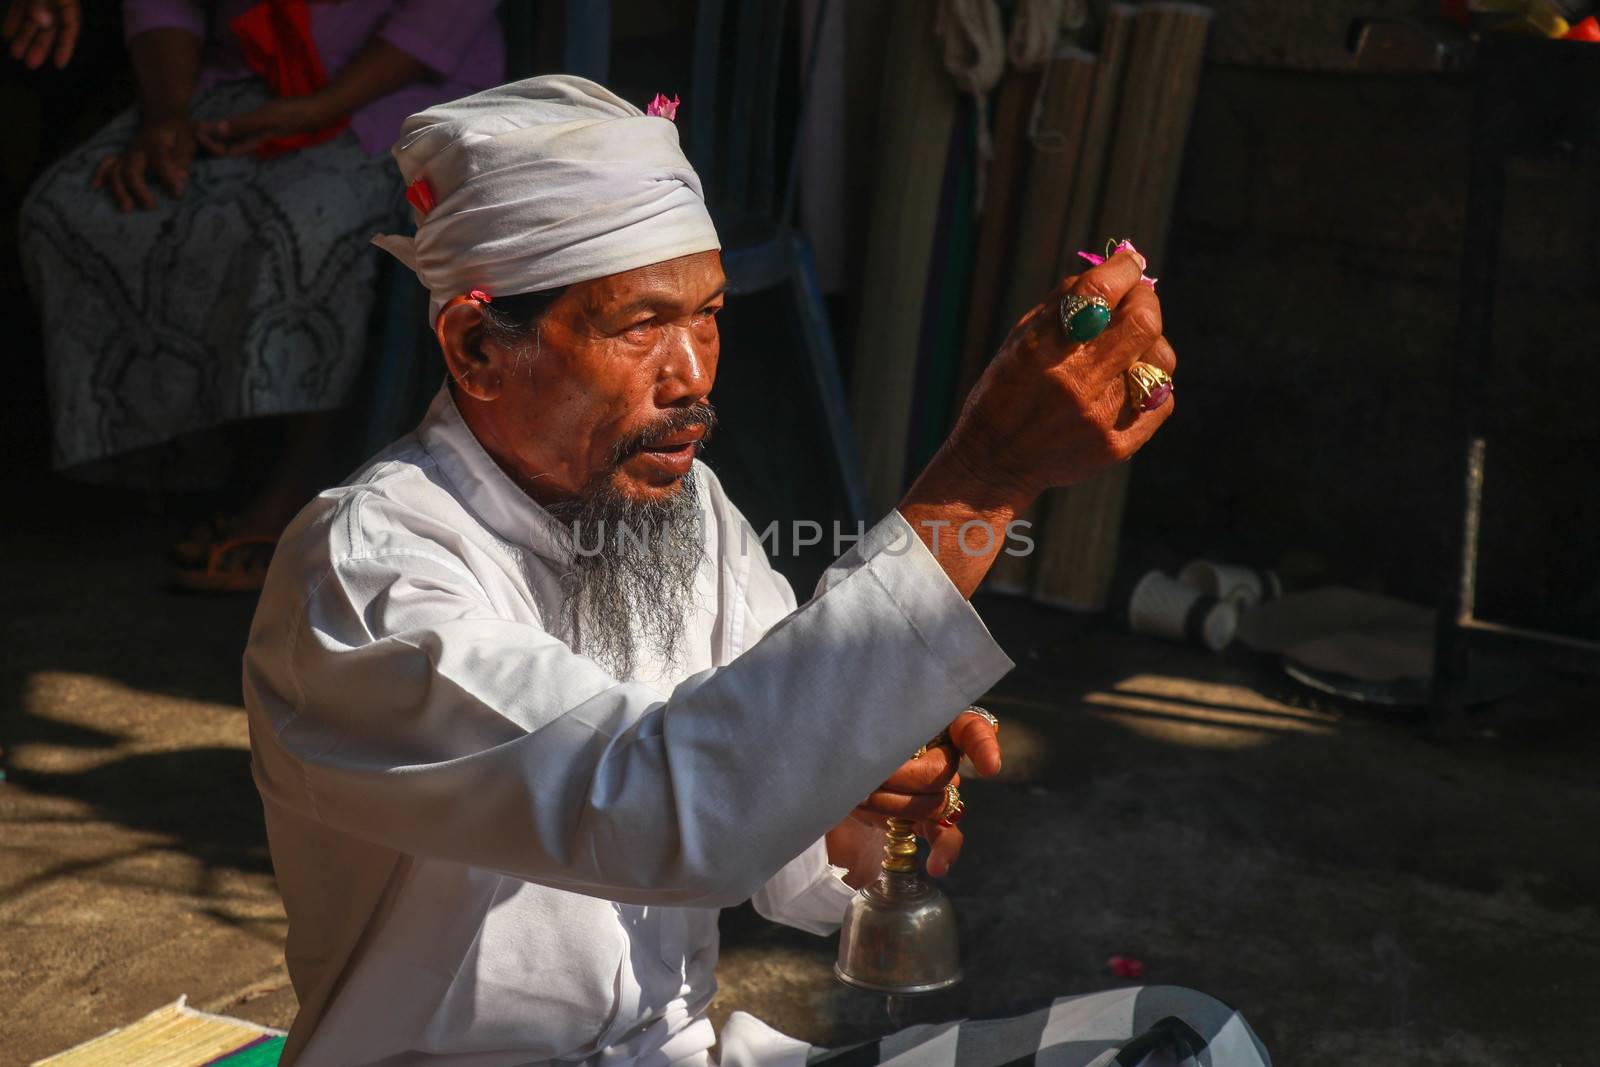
[647, 93, 680, 121]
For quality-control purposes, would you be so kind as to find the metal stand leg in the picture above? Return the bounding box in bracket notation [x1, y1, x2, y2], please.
[787, 233, 870, 525]
[1432, 435, 1485, 738]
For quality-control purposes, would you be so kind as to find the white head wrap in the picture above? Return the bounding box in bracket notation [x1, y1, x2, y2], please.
[372, 75, 721, 324]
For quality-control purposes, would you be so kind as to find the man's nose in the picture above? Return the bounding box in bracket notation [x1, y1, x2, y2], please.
[655, 327, 713, 406]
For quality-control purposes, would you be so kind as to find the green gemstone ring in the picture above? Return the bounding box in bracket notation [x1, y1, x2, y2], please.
[1059, 294, 1112, 343]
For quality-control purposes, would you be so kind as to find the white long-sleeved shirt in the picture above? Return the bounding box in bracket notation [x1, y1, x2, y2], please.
[243, 388, 1014, 1066]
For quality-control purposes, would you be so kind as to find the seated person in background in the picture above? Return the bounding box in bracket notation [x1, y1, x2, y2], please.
[18, 0, 503, 591]
[243, 75, 1270, 1067]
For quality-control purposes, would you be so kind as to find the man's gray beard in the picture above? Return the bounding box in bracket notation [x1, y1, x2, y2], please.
[546, 471, 705, 679]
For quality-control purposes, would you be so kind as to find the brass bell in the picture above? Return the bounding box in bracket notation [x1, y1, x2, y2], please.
[834, 815, 962, 995]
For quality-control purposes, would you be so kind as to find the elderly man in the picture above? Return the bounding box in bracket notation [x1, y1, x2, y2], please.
[243, 76, 1268, 1067]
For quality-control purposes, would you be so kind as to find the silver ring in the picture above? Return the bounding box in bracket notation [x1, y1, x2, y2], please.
[961, 706, 999, 732]
[1058, 294, 1112, 341]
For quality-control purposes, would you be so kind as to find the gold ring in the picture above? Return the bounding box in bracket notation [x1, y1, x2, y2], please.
[936, 783, 964, 826]
[1125, 362, 1174, 412]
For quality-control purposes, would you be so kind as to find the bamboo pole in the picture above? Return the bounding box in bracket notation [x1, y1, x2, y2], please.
[1030, 3, 1213, 611]
[850, 5, 960, 512]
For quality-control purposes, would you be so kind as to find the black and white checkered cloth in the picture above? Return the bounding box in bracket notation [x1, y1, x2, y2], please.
[808, 987, 1270, 1067]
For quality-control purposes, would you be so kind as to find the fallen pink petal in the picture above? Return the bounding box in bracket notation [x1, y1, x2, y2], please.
[1108, 955, 1147, 979]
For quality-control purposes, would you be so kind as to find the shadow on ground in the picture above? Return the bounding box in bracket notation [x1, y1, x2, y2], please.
[712, 600, 1600, 1066]
[0, 491, 283, 1064]
[3, 499, 1599, 1065]
[1, 495, 271, 869]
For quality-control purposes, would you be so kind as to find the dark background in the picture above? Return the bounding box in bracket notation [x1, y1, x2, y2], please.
[4, 0, 1597, 636]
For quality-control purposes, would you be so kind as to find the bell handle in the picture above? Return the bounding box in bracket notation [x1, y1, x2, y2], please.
[882, 816, 919, 873]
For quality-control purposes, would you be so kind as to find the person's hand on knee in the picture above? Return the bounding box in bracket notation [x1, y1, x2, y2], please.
[195, 96, 332, 157]
[92, 116, 196, 212]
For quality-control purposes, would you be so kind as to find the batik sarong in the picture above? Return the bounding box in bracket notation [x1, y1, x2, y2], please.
[19, 79, 406, 481]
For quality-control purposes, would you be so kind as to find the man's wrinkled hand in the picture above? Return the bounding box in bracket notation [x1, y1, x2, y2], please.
[948, 249, 1178, 499]
[4, 0, 80, 70]
[844, 709, 1002, 878]
[92, 116, 196, 212]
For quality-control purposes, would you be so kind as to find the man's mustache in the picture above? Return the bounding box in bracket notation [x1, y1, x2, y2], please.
[610, 402, 718, 465]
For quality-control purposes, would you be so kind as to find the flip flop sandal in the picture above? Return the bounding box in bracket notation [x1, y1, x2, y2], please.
[170, 515, 233, 568]
[172, 535, 278, 594]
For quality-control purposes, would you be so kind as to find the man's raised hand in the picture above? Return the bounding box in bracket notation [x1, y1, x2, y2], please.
[951, 248, 1176, 499]
[897, 248, 1176, 599]
[92, 116, 197, 211]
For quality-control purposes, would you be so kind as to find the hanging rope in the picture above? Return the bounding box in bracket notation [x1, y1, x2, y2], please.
[935, 0, 1005, 210]
[1007, 0, 1064, 70]
[1010, 0, 1086, 145]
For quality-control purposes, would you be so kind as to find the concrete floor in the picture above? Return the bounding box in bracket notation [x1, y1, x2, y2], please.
[3, 505, 1598, 1066]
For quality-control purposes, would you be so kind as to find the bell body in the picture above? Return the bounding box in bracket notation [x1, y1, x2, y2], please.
[834, 868, 962, 995]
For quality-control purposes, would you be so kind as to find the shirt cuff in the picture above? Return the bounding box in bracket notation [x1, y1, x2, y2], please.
[750, 836, 859, 935]
[818, 509, 1015, 698]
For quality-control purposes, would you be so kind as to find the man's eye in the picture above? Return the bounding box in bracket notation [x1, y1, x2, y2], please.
[623, 318, 655, 337]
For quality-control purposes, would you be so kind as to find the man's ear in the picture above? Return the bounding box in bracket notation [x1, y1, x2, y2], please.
[436, 296, 503, 401]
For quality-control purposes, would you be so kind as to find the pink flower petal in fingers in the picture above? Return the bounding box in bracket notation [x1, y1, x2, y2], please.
[1080, 249, 1158, 289]
[1112, 240, 1149, 272]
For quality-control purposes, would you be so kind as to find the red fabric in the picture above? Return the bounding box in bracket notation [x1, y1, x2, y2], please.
[1565, 15, 1600, 41]
[231, 0, 350, 158]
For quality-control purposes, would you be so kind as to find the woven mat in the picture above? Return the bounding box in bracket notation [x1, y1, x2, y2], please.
[34, 997, 284, 1067]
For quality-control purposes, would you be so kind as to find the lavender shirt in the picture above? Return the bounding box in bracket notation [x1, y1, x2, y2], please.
[123, 0, 505, 155]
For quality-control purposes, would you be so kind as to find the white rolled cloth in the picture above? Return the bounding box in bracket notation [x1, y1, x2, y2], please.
[372, 75, 721, 324]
